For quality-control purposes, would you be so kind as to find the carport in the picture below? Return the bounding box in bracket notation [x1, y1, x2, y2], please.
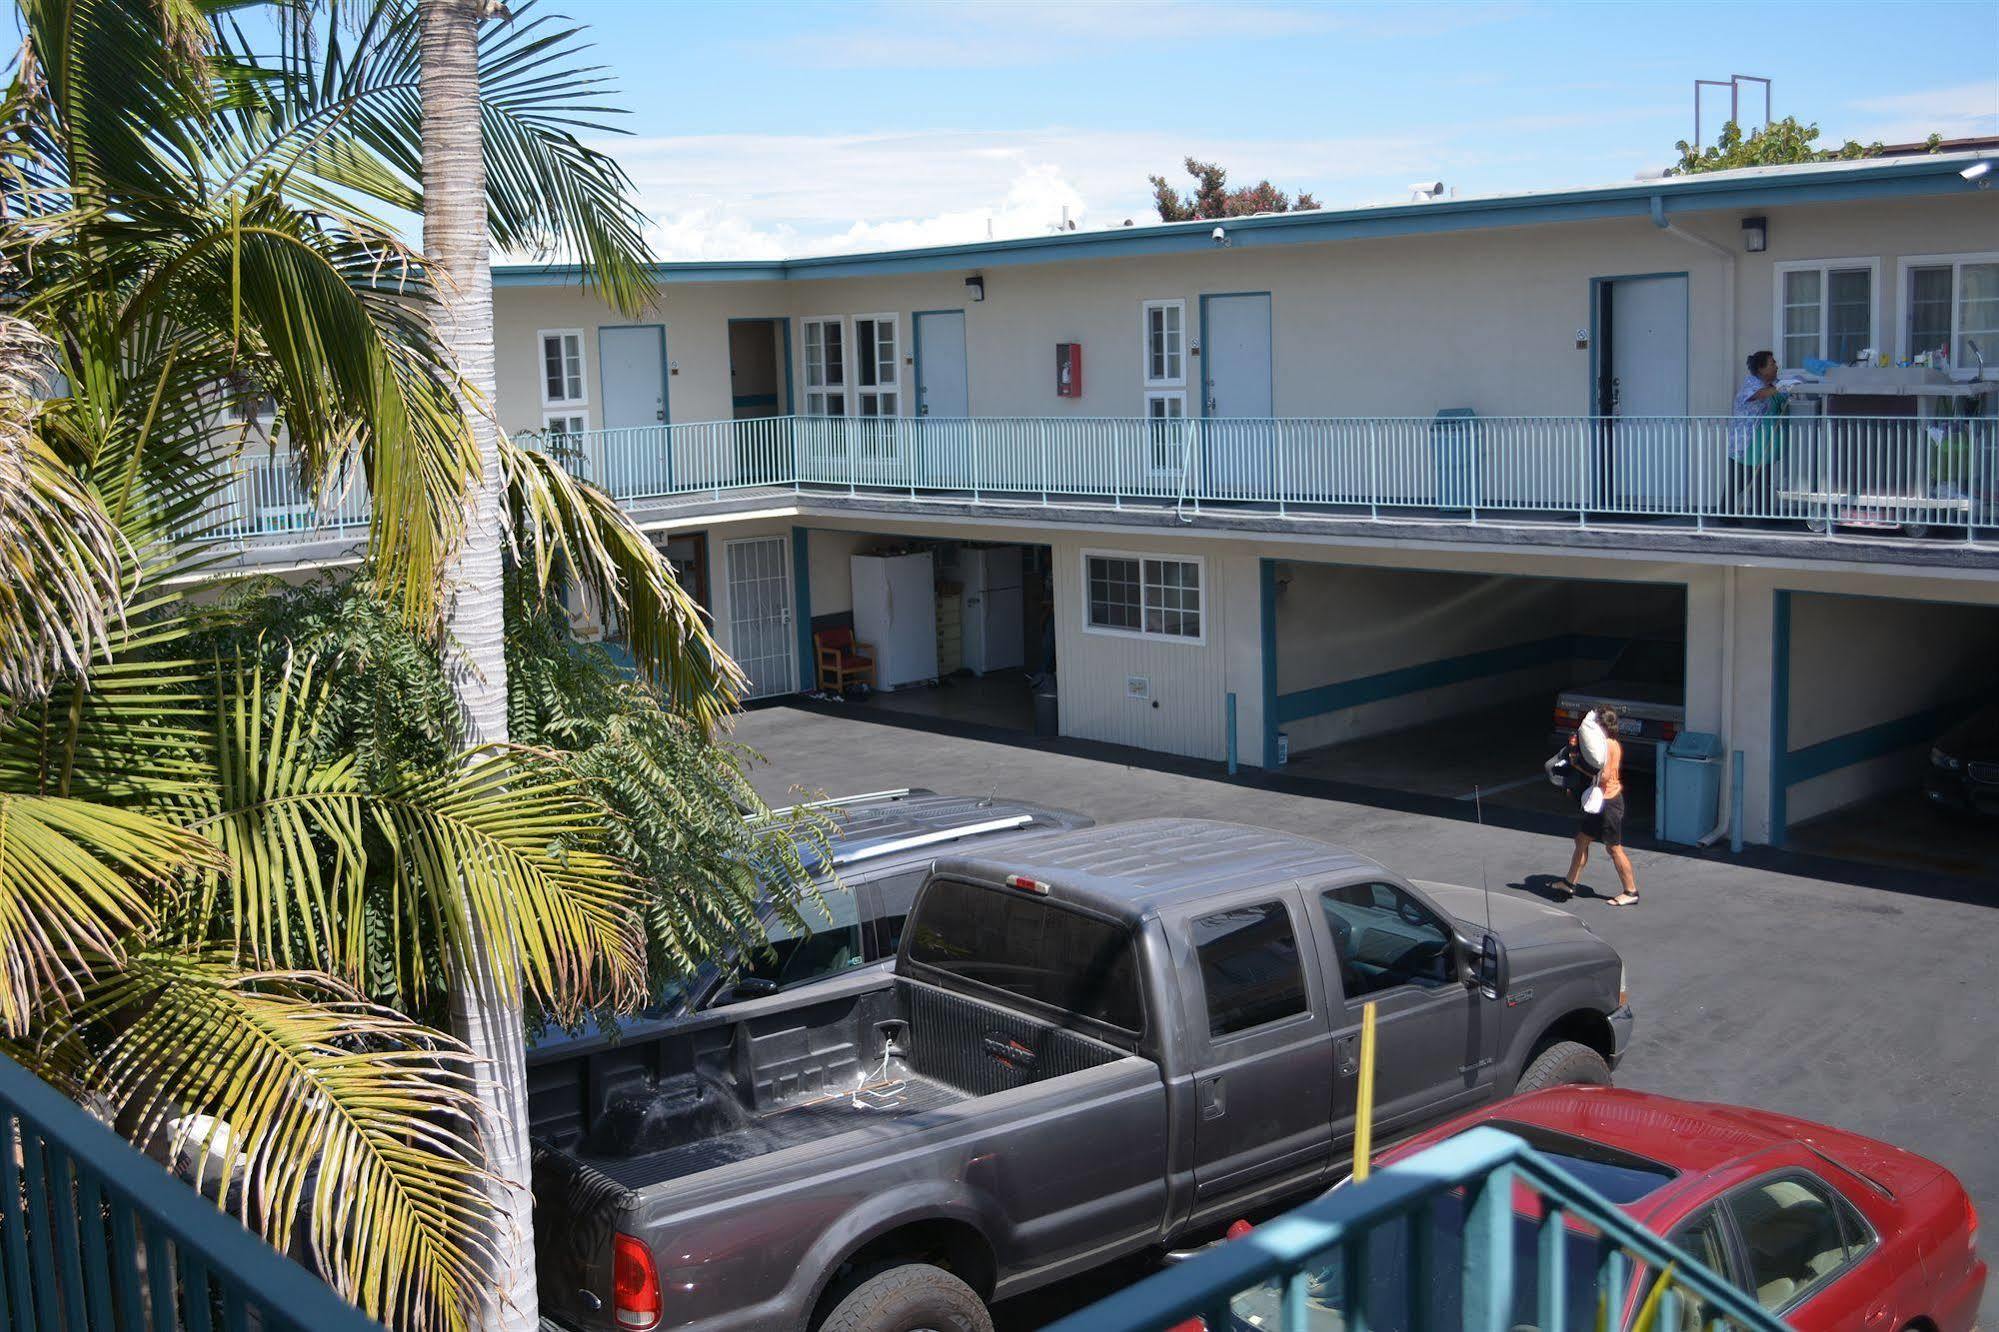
[1266, 560, 1688, 824]
[1771, 589, 1999, 878]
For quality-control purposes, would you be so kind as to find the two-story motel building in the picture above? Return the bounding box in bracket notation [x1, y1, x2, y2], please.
[227, 150, 1999, 857]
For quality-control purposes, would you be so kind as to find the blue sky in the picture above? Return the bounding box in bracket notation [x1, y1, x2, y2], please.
[565, 0, 1998, 259]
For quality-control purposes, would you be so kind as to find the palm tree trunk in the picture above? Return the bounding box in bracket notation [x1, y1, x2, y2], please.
[420, 2, 537, 1328]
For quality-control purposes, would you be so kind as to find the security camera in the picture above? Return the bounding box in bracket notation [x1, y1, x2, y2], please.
[1407, 180, 1444, 199]
[1211, 225, 1226, 243]
[1962, 161, 1993, 183]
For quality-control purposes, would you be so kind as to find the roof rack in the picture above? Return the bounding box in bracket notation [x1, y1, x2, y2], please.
[761, 788, 915, 819]
[833, 814, 1036, 866]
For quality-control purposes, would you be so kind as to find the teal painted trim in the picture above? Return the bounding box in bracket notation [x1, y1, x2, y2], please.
[1195, 291, 1273, 421]
[792, 528, 812, 693]
[1769, 590, 1792, 844]
[1275, 632, 1621, 726]
[1260, 561, 1279, 768]
[493, 157, 1989, 286]
[596, 323, 670, 427]
[1786, 701, 1970, 786]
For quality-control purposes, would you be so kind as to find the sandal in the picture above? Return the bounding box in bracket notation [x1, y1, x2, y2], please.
[1606, 892, 1640, 907]
[1551, 879, 1574, 901]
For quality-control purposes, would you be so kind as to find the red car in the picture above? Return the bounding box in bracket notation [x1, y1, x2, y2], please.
[1204, 1088, 1984, 1332]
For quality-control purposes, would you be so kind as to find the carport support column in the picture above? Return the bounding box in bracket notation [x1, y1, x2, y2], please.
[792, 527, 813, 694]
[1260, 559, 1280, 769]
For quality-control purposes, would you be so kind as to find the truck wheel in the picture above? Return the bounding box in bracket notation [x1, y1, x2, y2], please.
[1515, 1040, 1611, 1094]
[818, 1263, 992, 1332]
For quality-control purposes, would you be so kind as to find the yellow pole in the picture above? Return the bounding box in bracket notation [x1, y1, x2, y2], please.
[1352, 1000, 1378, 1183]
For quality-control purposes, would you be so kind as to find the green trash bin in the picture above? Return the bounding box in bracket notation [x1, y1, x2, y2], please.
[1660, 731, 1724, 845]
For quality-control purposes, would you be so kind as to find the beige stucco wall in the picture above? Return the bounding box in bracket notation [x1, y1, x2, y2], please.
[493, 191, 1998, 435]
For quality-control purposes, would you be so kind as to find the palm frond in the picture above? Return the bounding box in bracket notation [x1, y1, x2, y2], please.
[0, 794, 215, 1035]
[502, 438, 744, 727]
[59, 951, 493, 1332]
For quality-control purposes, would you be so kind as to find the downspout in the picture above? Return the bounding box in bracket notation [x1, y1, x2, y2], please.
[1649, 197, 1741, 846]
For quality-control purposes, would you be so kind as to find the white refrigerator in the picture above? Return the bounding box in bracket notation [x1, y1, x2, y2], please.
[961, 545, 1023, 675]
[851, 552, 938, 690]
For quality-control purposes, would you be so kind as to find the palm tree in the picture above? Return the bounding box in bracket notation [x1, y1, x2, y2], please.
[0, 2, 767, 1326]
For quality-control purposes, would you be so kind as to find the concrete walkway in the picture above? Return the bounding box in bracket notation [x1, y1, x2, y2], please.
[734, 702, 1998, 1326]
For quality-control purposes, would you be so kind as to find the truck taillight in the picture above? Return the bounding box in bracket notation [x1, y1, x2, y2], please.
[1552, 706, 1580, 731]
[613, 1233, 662, 1330]
[1003, 874, 1050, 895]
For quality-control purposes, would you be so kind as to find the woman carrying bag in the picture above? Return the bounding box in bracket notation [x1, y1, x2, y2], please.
[1554, 709, 1640, 906]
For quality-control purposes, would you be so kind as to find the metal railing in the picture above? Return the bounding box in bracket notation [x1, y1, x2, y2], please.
[0, 1050, 383, 1332]
[1047, 1124, 1786, 1332]
[203, 412, 1999, 545]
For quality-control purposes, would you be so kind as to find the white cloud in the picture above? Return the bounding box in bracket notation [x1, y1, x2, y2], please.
[1842, 81, 1999, 143]
[613, 126, 1458, 261]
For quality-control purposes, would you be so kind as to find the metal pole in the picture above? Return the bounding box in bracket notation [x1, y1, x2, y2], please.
[1226, 693, 1238, 776]
[1352, 1001, 1379, 1183]
[1654, 741, 1668, 836]
[1730, 750, 1745, 853]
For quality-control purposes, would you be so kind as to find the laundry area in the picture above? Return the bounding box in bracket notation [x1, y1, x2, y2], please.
[1267, 559, 1691, 832]
[799, 530, 1058, 736]
[1772, 587, 1999, 881]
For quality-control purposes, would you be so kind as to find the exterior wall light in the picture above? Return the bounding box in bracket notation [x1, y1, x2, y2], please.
[1740, 216, 1767, 253]
[965, 275, 985, 303]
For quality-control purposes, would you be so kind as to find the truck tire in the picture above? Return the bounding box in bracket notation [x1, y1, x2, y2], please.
[818, 1263, 992, 1332]
[1515, 1040, 1611, 1094]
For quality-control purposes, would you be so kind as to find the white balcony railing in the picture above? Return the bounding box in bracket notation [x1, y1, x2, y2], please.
[196, 413, 1999, 546]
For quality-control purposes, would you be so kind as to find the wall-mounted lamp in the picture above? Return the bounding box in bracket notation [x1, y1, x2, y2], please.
[965, 275, 985, 303]
[1963, 161, 1993, 187]
[1740, 215, 1767, 253]
[1211, 225, 1230, 247]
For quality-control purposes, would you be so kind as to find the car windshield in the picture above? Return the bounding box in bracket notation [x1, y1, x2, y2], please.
[1481, 1120, 1677, 1204]
[1608, 639, 1685, 687]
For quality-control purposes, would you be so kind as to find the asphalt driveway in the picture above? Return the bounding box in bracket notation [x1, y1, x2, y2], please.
[733, 702, 1999, 1327]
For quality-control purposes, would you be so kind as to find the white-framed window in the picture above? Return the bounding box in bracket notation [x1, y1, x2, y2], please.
[1145, 390, 1187, 472]
[1141, 299, 1186, 387]
[854, 314, 899, 418]
[1082, 549, 1204, 644]
[544, 410, 588, 439]
[1899, 251, 1999, 367]
[801, 317, 848, 416]
[539, 329, 587, 407]
[1772, 259, 1877, 369]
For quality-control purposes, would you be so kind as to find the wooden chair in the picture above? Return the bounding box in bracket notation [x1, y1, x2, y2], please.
[814, 627, 876, 693]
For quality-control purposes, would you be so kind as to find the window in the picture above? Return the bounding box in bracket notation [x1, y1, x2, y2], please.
[802, 317, 847, 415]
[542, 412, 589, 461]
[1773, 261, 1875, 368]
[854, 315, 898, 417]
[1145, 391, 1187, 472]
[1083, 551, 1203, 643]
[1191, 902, 1307, 1038]
[539, 330, 586, 406]
[1726, 1174, 1865, 1313]
[868, 868, 928, 960]
[1318, 882, 1454, 1000]
[1660, 1208, 1743, 1332]
[905, 878, 1142, 1032]
[727, 886, 865, 1001]
[1901, 253, 1999, 365]
[1142, 299, 1185, 387]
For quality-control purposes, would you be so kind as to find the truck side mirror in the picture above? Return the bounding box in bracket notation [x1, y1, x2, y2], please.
[733, 976, 780, 999]
[1477, 934, 1508, 1001]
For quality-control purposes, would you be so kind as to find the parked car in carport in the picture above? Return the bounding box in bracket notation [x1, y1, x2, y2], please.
[1188, 1086, 1985, 1332]
[1925, 704, 1999, 820]
[1551, 638, 1687, 769]
[528, 788, 1092, 1057]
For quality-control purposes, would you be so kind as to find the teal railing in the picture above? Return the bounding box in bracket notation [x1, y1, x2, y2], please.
[0, 1050, 383, 1331]
[1047, 1125, 1788, 1332]
[205, 412, 1999, 546]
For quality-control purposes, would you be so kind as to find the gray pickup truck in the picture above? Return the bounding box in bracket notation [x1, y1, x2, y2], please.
[530, 819, 1633, 1332]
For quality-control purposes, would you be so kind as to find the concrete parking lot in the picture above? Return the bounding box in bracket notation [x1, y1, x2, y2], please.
[735, 700, 1999, 1328]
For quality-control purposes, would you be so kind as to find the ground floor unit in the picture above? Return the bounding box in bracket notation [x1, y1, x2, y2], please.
[639, 500, 1999, 868]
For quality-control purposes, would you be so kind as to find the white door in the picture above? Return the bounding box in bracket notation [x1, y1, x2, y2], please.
[724, 535, 795, 698]
[915, 312, 968, 417]
[1202, 293, 1274, 496]
[599, 325, 667, 497]
[1606, 276, 1689, 510]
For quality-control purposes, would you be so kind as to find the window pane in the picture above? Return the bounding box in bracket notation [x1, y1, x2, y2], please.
[1192, 902, 1307, 1037]
[1961, 262, 1999, 365]
[1909, 265, 1953, 357]
[823, 321, 845, 385]
[1826, 269, 1870, 364]
[1728, 1176, 1852, 1311]
[543, 337, 565, 401]
[563, 334, 583, 401]
[742, 888, 863, 991]
[1141, 558, 1201, 638]
[1320, 882, 1454, 1000]
[1087, 556, 1141, 630]
[906, 878, 1142, 1031]
[855, 321, 878, 387]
